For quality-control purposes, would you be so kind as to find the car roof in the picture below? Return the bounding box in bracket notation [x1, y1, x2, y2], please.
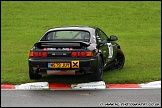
[46, 26, 98, 32]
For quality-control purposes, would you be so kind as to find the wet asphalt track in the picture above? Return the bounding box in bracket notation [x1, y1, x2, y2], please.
[1, 88, 161, 107]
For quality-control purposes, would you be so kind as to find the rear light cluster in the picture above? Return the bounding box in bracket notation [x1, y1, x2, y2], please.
[29, 52, 47, 57]
[71, 52, 93, 57]
[29, 51, 93, 57]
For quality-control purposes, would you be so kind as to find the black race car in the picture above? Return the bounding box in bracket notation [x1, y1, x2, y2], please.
[28, 26, 125, 81]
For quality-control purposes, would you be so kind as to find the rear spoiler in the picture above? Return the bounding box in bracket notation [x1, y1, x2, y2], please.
[34, 41, 90, 49]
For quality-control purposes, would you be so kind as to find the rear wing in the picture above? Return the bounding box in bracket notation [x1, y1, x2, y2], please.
[34, 41, 90, 49]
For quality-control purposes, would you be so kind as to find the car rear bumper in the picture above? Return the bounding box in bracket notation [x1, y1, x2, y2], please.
[28, 57, 98, 75]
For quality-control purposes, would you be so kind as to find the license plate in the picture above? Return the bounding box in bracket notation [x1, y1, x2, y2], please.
[48, 63, 70, 68]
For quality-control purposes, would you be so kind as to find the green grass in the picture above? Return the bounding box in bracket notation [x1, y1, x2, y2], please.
[1, 1, 161, 85]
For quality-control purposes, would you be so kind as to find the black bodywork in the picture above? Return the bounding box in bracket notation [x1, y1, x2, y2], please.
[28, 26, 125, 81]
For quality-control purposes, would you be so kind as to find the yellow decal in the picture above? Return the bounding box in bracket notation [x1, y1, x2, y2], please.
[71, 61, 79, 68]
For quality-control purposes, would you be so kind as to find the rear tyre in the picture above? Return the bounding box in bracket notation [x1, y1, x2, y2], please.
[91, 56, 103, 81]
[113, 49, 125, 70]
[29, 68, 42, 80]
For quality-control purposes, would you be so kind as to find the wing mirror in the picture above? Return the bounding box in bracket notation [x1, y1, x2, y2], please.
[109, 35, 118, 41]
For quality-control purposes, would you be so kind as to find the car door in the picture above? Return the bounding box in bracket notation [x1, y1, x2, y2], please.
[97, 29, 117, 66]
[95, 29, 109, 67]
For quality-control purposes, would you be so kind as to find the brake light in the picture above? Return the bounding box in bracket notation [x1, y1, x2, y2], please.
[29, 52, 33, 57]
[34, 52, 39, 57]
[71, 52, 77, 57]
[71, 52, 93, 57]
[29, 52, 47, 57]
[41, 52, 48, 57]
[80, 52, 86, 57]
[86, 52, 94, 57]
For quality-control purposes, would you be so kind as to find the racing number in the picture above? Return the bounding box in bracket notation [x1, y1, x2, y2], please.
[107, 43, 113, 58]
[71, 61, 79, 68]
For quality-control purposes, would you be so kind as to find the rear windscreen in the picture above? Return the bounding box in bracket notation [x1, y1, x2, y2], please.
[44, 30, 90, 41]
